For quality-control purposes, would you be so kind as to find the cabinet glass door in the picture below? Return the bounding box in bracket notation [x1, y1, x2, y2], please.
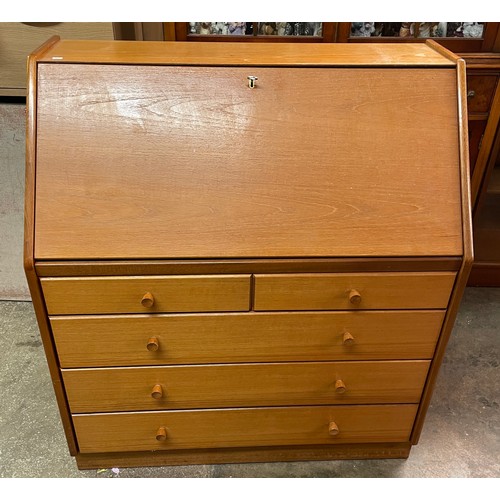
[188, 22, 252, 35]
[257, 22, 323, 37]
[343, 22, 495, 51]
[350, 22, 485, 39]
[178, 22, 334, 42]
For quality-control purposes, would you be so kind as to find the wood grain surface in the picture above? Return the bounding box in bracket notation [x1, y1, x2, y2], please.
[38, 40, 454, 66]
[27, 41, 468, 465]
[34, 257, 462, 276]
[254, 272, 456, 310]
[62, 360, 430, 412]
[35, 64, 462, 259]
[23, 35, 78, 455]
[75, 442, 412, 469]
[51, 310, 444, 368]
[424, 40, 460, 63]
[73, 404, 418, 453]
[40, 275, 251, 315]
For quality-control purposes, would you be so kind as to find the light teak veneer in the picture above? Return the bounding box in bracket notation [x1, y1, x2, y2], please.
[25, 38, 472, 469]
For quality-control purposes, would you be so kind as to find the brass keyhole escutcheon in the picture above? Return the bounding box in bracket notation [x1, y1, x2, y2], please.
[247, 76, 258, 88]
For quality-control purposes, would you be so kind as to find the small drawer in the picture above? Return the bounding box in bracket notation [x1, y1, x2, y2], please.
[73, 404, 418, 453]
[62, 360, 430, 412]
[254, 272, 455, 311]
[51, 310, 445, 368]
[466, 75, 498, 113]
[40, 275, 251, 315]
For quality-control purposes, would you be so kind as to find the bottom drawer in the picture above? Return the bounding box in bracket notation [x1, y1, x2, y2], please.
[73, 405, 418, 453]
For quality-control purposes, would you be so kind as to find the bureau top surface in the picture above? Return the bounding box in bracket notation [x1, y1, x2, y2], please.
[32, 47, 463, 260]
[38, 40, 455, 67]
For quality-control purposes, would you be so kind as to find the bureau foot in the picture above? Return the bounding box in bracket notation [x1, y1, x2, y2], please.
[75, 442, 412, 470]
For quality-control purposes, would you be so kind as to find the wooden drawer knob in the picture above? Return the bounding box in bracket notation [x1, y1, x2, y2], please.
[151, 384, 163, 399]
[342, 331, 355, 345]
[329, 421, 340, 436]
[335, 379, 347, 394]
[141, 292, 155, 308]
[146, 337, 159, 352]
[156, 426, 168, 441]
[348, 289, 361, 305]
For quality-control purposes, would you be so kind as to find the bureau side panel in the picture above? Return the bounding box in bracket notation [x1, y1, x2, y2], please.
[411, 61, 474, 444]
[24, 37, 78, 455]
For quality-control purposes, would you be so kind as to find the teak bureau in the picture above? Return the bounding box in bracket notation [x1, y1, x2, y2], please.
[25, 37, 473, 469]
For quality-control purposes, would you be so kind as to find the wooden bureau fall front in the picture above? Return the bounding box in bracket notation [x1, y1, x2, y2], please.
[25, 38, 472, 469]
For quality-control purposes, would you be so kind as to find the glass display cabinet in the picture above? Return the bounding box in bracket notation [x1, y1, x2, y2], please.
[467, 53, 500, 286]
[168, 22, 336, 42]
[165, 22, 499, 51]
[337, 22, 499, 52]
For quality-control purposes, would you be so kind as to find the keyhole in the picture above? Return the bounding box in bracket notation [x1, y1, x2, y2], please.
[247, 76, 258, 89]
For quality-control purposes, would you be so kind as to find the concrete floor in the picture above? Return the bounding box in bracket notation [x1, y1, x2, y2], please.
[0, 287, 498, 478]
[0, 101, 30, 301]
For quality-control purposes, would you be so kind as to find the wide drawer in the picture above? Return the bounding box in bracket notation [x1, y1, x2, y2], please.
[62, 360, 430, 412]
[73, 404, 418, 453]
[51, 310, 445, 368]
[40, 275, 251, 315]
[254, 272, 455, 311]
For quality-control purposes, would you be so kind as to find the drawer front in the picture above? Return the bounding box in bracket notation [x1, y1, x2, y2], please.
[466, 74, 498, 113]
[73, 404, 418, 453]
[254, 272, 455, 311]
[62, 361, 430, 412]
[51, 311, 445, 368]
[41, 275, 251, 314]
